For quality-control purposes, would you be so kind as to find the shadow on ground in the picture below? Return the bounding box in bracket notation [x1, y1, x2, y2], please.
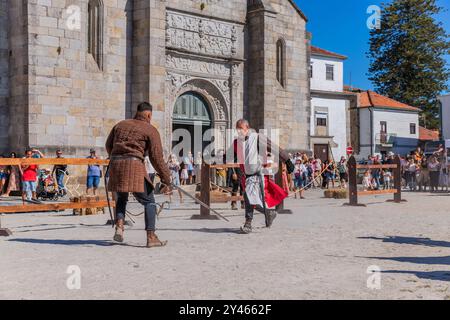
[158, 227, 242, 234]
[8, 238, 114, 246]
[381, 270, 450, 282]
[358, 236, 450, 248]
[363, 255, 450, 266]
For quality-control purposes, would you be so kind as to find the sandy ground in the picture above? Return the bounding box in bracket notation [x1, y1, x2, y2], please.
[1, 188, 450, 300]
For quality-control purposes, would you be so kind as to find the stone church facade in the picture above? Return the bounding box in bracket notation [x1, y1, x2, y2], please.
[0, 0, 311, 157]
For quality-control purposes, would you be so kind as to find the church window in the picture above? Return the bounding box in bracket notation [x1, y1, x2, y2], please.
[88, 0, 103, 69]
[276, 39, 286, 87]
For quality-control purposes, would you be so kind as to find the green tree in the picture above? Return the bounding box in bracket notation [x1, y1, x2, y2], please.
[367, 0, 449, 129]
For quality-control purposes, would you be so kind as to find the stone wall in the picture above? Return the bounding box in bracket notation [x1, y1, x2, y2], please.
[162, 0, 247, 154]
[246, 0, 310, 151]
[26, 0, 131, 157]
[0, 0, 9, 153]
[8, 0, 29, 153]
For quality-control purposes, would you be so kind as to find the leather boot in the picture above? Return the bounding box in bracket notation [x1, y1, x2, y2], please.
[113, 219, 124, 243]
[231, 192, 238, 210]
[146, 231, 168, 248]
[240, 219, 252, 234]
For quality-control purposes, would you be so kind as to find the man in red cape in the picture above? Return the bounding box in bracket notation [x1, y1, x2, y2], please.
[233, 119, 294, 233]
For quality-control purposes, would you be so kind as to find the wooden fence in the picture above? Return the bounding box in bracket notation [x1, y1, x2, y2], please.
[345, 155, 405, 207]
[0, 158, 114, 237]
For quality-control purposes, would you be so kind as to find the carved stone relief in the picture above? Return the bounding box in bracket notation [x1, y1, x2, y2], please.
[166, 10, 237, 58]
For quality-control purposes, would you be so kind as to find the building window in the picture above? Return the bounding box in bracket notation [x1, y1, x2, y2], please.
[316, 117, 327, 127]
[276, 39, 286, 87]
[326, 64, 334, 81]
[410, 123, 416, 134]
[88, 0, 103, 69]
[310, 63, 313, 78]
[380, 121, 387, 133]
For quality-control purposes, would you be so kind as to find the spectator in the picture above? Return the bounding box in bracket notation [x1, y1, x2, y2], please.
[439, 160, 449, 192]
[382, 169, 392, 190]
[31, 148, 44, 159]
[194, 152, 202, 184]
[371, 156, 382, 190]
[337, 156, 348, 188]
[184, 151, 194, 185]
[86, 149, 102, 196]
[4, 152, 21, 197]
[293, 158, 306, 199]
[52, 149, 68, 196]
[405, 157, 418, 191]
[428, 156, 440, 193]
[180, 161, 188, 185]
[0, 155, 7, 195]
[21, 149, 39, 201]
[362, 170, 375, 191]
[167, 154, 183, 203]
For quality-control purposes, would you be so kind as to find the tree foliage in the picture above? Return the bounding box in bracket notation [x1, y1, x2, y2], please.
[367, 0, 449, 129]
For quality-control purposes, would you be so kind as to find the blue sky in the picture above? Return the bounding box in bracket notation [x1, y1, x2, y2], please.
[295, 0, 450, 92]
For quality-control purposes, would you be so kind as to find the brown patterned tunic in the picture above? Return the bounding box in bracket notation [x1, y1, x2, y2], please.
[105, 115, 171, 193]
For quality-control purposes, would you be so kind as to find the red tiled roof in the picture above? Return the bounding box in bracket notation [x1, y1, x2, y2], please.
[358, 90, 421, 112]
[419, 126, 440, 141]
[311, 46, 347, 60]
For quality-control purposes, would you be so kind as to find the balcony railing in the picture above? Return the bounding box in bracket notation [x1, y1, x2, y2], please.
[375, 133, 397, 146]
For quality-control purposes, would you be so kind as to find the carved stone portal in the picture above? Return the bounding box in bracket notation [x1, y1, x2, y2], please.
[165, 76, 230, 154]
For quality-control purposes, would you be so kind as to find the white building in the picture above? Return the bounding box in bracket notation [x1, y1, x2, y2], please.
[356, 90, 420, 158]
[309, 46, 356, 161]
[439, 94, 450, 140]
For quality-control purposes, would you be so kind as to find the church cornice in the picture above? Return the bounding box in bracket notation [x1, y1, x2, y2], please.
[166, 7, 246, 26]
[166, 47, 245, 64]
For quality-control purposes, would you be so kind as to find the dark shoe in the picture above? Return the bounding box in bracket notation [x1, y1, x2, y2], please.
[265, 210, 277, 228]
[113, 219, 125, 243]
[231, 202, 238, 210]
[146, 231, 168, 248]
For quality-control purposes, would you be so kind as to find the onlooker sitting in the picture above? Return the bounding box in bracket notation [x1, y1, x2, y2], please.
[362, 170, 375, 191]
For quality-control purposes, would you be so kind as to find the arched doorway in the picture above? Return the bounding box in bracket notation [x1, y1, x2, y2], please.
[172, 92, 212, 157]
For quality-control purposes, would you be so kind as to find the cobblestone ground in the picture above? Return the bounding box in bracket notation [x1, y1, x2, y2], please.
[1, 189, 450, 300]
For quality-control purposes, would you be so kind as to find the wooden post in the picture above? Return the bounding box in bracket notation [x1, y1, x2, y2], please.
[344, 156, 365, 206]
[386, 155, 406, 204]
[191, 162, 218, 220]
[276, 159, 292, 214]
[0, 216, 12, 237]
[393, 156, 402, 203]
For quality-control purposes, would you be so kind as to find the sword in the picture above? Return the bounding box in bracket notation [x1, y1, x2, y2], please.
[104, 162, 115, 228]
[169, 183, 230, 222]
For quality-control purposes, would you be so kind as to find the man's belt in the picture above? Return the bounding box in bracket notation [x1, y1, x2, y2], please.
[110, 155, 143, 162]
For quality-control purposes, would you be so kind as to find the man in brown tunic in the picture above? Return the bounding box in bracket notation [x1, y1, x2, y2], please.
[106, 102, 172, 248]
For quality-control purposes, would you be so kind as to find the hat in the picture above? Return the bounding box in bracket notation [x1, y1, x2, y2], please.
[90, 149, 96, 153]
[388, 151, 395, 157]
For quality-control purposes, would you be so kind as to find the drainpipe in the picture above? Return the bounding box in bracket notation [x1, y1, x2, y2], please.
[370, 107, 374, 156]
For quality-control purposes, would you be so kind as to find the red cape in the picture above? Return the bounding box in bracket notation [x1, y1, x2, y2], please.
[235, 139, 288, 208]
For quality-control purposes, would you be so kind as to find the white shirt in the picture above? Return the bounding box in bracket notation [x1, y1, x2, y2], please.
[144, 156, 155, 174]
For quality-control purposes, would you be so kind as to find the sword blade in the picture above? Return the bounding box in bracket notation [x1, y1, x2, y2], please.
[171, 184, 230, 222]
